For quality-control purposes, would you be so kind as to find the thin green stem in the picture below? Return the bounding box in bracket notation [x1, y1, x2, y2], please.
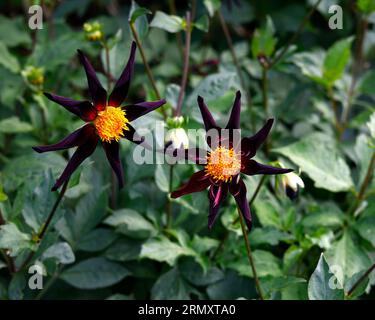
[211, 176, 267, 259]
[17, 179, 69, 272]
[166, 164, 174, 228]
[269, 0, 322, 68]
[346, 262, 375, 297]
[237, 206, 264, 300]
[129, 22, 167, 120]
[327, 86, 343, 137]
[174, 11, 192, 117]
[168, 0, 184, 56]
[340, 16, 368, 134]
[217, 10, 255, 131]
[347, 151, 375, 216]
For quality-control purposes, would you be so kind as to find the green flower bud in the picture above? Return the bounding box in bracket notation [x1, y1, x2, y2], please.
[165, 127, 189, 149]
[22, 66, 44, 86]
[83, 21, 104, 42]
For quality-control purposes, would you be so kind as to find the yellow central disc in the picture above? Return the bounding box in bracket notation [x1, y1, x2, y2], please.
[205, 146, 241, 182]
[94, 106, 129, 143]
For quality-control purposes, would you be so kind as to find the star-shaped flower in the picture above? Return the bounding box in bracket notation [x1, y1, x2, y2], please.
[33, 41, 166, 191]
[170, 91, 292, 229]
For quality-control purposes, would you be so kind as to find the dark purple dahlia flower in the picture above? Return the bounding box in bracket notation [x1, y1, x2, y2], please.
[171, 91, 292, 230]
[33, 41, 166, 191]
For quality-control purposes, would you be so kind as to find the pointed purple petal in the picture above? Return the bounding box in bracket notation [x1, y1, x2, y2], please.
[225, 91, 241, 129]
[77, 49, 107, 111]
[241, 159, 293, 176]
[33, 124, 95, 153]
[208, 184, 228, 229]
[241, 119, 274, 157]
[229, 179, 252, 231]
[171, 170, 211, 199]
[52, 134, 99, 191]
[44, 93, 97, 122]
[108, 41, 137, 107]
[197, 96, 217, 131]
[103, 141, 124, 189]
[122, 99, 166, 121]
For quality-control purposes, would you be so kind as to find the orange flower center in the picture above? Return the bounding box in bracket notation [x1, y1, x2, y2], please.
[205, 146, 241, 182]
[94, 106, 129, 143]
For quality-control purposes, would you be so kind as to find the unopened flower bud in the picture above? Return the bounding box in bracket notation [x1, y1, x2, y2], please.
[281, 171, 304, 200]
[83, 22, 103, 42]
[22, 66, 44, 86]
[165, 127, 189, 149]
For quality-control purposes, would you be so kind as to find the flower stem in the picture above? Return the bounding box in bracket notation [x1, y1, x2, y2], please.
[327, 86, 343, 138]
[237, 206, 264, 300]
[269, 0, 322, 68]
[346, 262, 375, 297]
[217, 10, 255, 131]
[129, 22, 167, 120]
[212, 176, 267, 259]
[347, 151, 375, 215]
[17, 179, 69, 272]
[166, 164, 174, 228]
[340, 16, 368, 136]
[174, 11, 192, 117]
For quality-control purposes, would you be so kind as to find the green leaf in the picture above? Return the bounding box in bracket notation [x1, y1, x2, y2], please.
[283, 245, 304, 272]
[150, 11, 184, 33]
[56, 185, 107, 244]
[0, 16, 30, 47]
[262, 275, 306, 297]
[0, 43, 20, 73]
[251, 16, 277, 58]
[326, 231, 372, 285]
[105, 238, 142, 262]
[42, 242, 75, 265]
[357, 0, 375, 13]
[0, 117, 33, 134]
[104, 209, 156, 239]
[2, 153, 66, 191]
[151, 267, 191, 299]
[203, 0, 221, 17]
[22, 171, 63, 233]
[229, 250, 282, 278]
[0, 223, 34, 256]
[129, 1, 150, 40]
[140, 237, 195, 266]
[206, 271, 257, 300]
[129, 1, 151, 23]
[249, 227, 292, 246]
[344, 270, 370, 298]
[253, 202, 282, 229]
[61, 257, 130, 289]
[323, 37, 353, 86]
[155, 164, 169, 192]
[77, 228, 118, 252]
[308, 254, 344, 300]
[276, 133, 354, 192]
[359, 70, 375, 95]
[194, 15, 209, 33]
[356, 217, 375, 247]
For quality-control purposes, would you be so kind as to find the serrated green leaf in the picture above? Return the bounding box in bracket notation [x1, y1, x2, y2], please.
[61, 257, 130, 289]
[276, 133, 354, 192]
[323, 37, 353, 86]
[308, 254, 344, 300]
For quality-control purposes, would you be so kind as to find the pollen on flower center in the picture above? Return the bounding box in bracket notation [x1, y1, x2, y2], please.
[205, 146, 241, 182]
[94, 106, 129, 142]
